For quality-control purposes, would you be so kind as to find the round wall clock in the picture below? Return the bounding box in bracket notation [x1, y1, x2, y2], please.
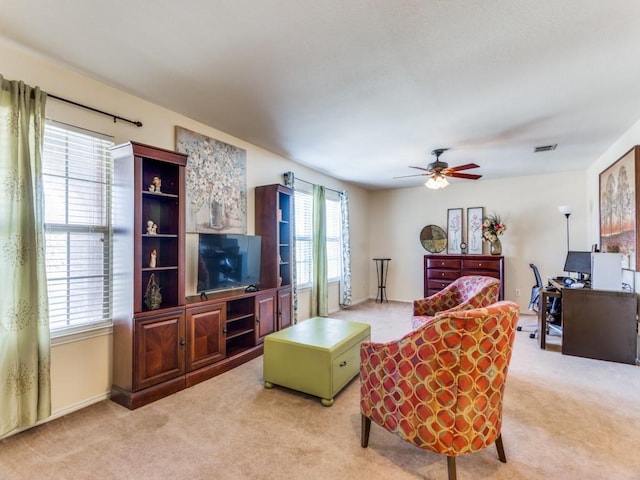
[420, 225, 447, 253]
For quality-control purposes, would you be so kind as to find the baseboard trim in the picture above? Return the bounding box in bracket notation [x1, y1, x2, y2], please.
[0, 391, 110, 440]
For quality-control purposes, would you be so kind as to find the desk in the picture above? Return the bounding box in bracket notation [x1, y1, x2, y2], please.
[538, 278, 638, 364]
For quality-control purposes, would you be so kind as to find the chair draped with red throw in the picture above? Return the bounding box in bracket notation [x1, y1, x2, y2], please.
[412, 275, 501, 329]
[360, 301, 520, 480]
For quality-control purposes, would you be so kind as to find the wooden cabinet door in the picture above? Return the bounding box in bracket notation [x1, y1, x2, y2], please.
[134, 310, 185, 391]
[277, 287, 292, 330]
[185, 302, 226, 372]
[255, 292, 276, 343]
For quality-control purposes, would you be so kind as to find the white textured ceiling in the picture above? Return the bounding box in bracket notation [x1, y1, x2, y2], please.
[3, 0, 640, 189]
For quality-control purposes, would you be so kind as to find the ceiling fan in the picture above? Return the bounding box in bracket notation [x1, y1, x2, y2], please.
[395, 148, 482, 189]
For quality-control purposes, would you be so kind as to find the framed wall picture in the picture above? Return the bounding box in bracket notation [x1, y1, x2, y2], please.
[467, 207, 484, 254]
[447, 208, 463, 254]
[175, 126, 247, 234]
[599, 145, 640, 270]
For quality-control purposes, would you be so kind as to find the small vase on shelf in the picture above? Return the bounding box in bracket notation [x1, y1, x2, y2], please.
[490, 238, 502, 256]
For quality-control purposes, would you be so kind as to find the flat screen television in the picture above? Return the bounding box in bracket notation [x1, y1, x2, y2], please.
[563, 251, 591, 280]
[197, 233, 262, 293]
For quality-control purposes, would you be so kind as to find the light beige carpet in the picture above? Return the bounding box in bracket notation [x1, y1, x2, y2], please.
[1, 300, 639, 479]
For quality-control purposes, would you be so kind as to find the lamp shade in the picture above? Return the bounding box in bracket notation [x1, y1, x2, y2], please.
[425, 174, 449, 190]
[558, 205, 572, 216]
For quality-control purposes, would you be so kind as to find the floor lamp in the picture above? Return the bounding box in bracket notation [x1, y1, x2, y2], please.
[558, 205, 572, 251]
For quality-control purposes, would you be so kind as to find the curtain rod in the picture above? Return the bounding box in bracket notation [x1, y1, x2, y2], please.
[48, 94, 143, 127]
[294, 176, 343, 195]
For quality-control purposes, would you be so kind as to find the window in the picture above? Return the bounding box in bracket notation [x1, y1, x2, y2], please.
[294, 190, 313, 286]
[42, 120, 114, 335]
[325, 195, 342, 281]
[293, 188, 342, 287]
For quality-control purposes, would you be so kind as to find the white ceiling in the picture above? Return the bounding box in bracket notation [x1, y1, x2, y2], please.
[3, 0, 640, 189]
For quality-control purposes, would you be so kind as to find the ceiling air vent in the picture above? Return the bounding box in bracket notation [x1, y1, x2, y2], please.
[534, 144, 557, 153]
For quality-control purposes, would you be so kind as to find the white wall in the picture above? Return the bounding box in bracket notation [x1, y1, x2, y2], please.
[370, 170, 589, 310]
[1, 38, 371, 417]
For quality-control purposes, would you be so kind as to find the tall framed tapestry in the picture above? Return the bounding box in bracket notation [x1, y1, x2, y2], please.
[599, 146, 640, 270]
[175, 126, 247, 233]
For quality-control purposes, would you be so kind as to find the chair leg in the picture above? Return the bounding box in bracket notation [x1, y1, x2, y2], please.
[495, 433, 507, 463]
[447, 456, 456, 480]
[361, 415, 371, 448]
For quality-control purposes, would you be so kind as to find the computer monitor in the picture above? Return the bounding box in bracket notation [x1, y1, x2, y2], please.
[563, 251, 591, 280]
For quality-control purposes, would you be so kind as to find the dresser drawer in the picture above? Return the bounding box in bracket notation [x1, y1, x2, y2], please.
[465, 270, 501, 280]
[427, 269, 460, 280]
[427, 279, 455, 291]
[462, 258, 502, 272]
[426, 258, 461, 270]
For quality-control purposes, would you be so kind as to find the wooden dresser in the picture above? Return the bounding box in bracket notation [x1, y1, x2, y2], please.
[423, 254, 504, 299]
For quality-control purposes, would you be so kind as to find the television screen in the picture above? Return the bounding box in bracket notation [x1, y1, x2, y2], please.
[197, 234, 261, 293]
[563, 251, 592, 276]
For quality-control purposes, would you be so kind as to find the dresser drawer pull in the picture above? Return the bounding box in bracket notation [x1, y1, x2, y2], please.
[339, 361, 347, 367]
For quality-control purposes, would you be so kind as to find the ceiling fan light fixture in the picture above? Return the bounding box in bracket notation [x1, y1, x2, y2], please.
[425, 174, 449, 190]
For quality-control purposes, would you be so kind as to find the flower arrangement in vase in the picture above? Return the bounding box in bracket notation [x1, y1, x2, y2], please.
[482, 213, 507, 255]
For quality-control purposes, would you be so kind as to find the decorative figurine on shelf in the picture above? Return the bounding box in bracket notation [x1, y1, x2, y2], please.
[148, 176, 162, 193]
[144, 273, 162, 310]
[149, 249, 157, 268]
[146, 220, 158, 235]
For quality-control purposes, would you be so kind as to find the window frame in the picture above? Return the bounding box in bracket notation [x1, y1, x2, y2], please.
[293, 187, 343, 288]
[42, 120, 115, 340]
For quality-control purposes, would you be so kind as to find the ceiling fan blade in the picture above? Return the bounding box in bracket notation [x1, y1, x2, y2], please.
[393, 173, 430, 179]
[409, 166, 431, 172]
[447, 172, 482, 180]
[447, 163, 480, 172]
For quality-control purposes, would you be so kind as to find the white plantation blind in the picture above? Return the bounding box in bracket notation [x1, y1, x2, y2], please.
[294, 189, 313, 286]
[294, 188, 342, 287]
[42, 120, 114, 334]
[325, 194, 341, 281]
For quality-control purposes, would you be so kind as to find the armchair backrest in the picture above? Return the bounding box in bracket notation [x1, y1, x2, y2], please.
[413, 275, 500, 319]
[361, 300, 520, 457]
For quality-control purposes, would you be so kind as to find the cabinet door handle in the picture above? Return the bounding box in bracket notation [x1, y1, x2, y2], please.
[179, 338, 186, 346]
[256, 317, 260, 324]
[339, 361, 347, 367]
[223, 327, 227, 335]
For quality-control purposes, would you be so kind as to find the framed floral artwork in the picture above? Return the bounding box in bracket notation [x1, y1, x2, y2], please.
[175, 126, 247, 233]
[599, 146, 640, 270]
[447, 208, 463, 254]
[467, 207, 484, 254]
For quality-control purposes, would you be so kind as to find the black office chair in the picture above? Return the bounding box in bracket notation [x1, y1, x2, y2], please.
[517, 264, 543, 337]
[517, 264, 561, 339]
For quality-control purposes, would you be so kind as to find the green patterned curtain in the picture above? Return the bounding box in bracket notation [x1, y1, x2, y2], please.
[339, 191, 352, 306]
[0, 75, 51, 436]
[311, 185, 328, 316]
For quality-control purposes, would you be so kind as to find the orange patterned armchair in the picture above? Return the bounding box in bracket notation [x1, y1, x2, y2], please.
[360, 301, 520, 480]
[412, 275, 501, 329]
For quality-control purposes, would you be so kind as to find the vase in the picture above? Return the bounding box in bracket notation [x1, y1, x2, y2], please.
[490, 238, 502, 256]
[209, 192, 225, 229]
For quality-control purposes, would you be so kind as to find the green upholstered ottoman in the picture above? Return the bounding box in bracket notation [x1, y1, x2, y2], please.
[263, 316, 371, 406]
